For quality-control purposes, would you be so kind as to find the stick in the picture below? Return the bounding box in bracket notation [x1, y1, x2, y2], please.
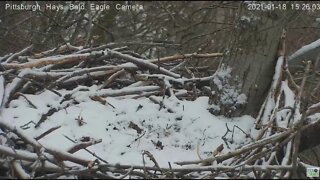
[106, 49, 181, 78]
[63, 135, 109, 164]
[15, 92, 37, 109]
[99, 163, 294, 173]
[0, 145, 40, 161]
[34, 126, 61, 141]
[99, 69, 126, 89]
[67, 139, 102, 154]
[0, 119, 93, 167]
[291, 61, 312, 178]
[34, 108, 59, 128]
[96, 86, 161, 97]
[5, 45, 33, 63]
[175, 130, 293, 166]
[149, 53, 223, 63]
[34, 43, 82, 58]
[3, 52, 103, 69]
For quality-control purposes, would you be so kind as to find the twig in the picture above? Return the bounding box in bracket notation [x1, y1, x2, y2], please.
[99, 163, 294, 173]
[291, 61, 312, 178]
[106, 49, 181, 78]
[5, 45, 33, 63]
[96, 86, 161, 97]
[19, 121, 36, 130]
[118, 166, 134, 179]
[99, 69, 126, 89]
[149, 96, 175, 113]
[15, 92, 37, 109]
[63, 135, 109, 164]
[175, 130, 293, 166]
[149, 52, 223, 63]
[34, 108, 59, 128]
[142, 151, 149, 179]
[142, 150, 162, 172]
[284, 67, 300, 92]
[168, 162, 176, 179]
[3, 52, 103, 70]
[34, 126, 61, 141]
[34, 43, 82, 58]
[67, 139, 102, 154]
[0, 119, 93, 167]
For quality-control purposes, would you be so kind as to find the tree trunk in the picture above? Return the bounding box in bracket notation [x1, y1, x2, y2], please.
[210, 7, 294, 117]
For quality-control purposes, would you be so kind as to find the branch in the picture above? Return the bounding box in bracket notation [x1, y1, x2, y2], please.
[99, 163, 293, 173]
[0, 145, 40, 161]
[99, 68, 126, 89]
[34, 43, 82, 58]
[306, 102, 320, 116]
[11, 160, 31, 179]
[3, 52, 103, 70]
[34, 126, 61, 141]
[175, 130, 293, 166]
[149, 53, 223, 63]
[67, 139, 102, 154]
[95, 86, 161, 97]
[5, 45, 33, 63]
[0, 119, 93, 167]
[106, 49, 181, 78]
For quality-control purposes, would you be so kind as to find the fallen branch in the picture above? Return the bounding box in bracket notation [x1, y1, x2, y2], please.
[67, 138, 102, 154]
[99, 68, 126, 89]
[11, 160, 31, 179]
[149, 52, 223, 63]
[175, 130, 293, 166]
[15, 92, 37, 109]
[106, 49, 181, 78]
[63, 135, 109, 164]
[34, 108, 59, 128]
[34, 126, 61, 141]
[34, 43, 82, 58]
[5, 45, 33, 63]
[0, 145, 41, 161]
[99, 163, 294, 173]
[0, 119, 94, 167]
[3, 52, 103, 69]
[95, 85, 161, 97]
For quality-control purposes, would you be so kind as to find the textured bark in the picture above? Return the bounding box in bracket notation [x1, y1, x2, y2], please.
[211, 9, 293, 117]
[300, 120, 320, 153]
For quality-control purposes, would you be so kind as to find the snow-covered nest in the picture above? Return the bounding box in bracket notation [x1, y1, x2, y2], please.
[0, 44, 319, 179]
[2, 86, 255, 167]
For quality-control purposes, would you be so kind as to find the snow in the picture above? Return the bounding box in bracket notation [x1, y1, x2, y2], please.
[212, 66, 247, 109]
[240, 16, 251, 23]
[1, 87, 256, 167]
[282, 81, 295, 108]
[261, 56, 284, 125]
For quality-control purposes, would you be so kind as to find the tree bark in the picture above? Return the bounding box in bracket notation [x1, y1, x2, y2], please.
[210, 6, 294, 117]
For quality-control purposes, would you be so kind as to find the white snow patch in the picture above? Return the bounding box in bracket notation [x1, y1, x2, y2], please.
[240, 16, 251, 23]
[2, 87, 256, 167]
[213, 66, 247, 109]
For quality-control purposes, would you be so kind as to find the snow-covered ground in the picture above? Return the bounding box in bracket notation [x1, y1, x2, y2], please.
[1, 85, 256, 168]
